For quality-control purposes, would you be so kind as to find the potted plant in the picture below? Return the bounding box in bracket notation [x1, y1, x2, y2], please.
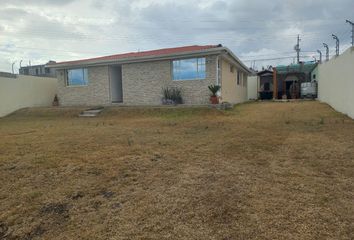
[208, 85, 221, 104]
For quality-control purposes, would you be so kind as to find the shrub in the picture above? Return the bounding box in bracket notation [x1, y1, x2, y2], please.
[208, 85, 221, 97]
[162, 87, 183, 105]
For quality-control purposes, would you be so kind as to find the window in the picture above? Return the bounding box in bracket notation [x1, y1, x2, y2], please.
[230, 64, 234, 73]
[172, 58, 206, 80]
[67, 68, 88, 86]
[313, 74, 316, 80]
[237, 71, 241, 85]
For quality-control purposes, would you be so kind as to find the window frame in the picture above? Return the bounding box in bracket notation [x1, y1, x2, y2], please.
[230, 64, 234, 73]
[237, 71, 241, 85]
[66, 68, 89, 87]
[172, 57, 206, 81]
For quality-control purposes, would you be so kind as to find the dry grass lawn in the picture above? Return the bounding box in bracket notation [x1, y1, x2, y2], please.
[0, 101, 353, 239]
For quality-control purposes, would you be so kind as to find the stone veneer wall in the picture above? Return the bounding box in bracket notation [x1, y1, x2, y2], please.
[121, 55, 217, 105]
[57, 66, 111, 106]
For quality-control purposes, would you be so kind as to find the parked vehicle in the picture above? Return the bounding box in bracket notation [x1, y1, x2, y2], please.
[301, 81, 317, 99]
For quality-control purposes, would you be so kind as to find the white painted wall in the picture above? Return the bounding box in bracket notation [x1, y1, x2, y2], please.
[247, 76, 259, 100]
[0, 75, 58, 117]
[220, 59, 248, 104]
[318, 47, 354, 119]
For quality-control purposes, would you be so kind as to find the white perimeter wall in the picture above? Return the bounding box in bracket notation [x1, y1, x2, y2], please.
[247, 76, 259, 100]
[318, 47, 354, 119]
[0, 75, 58, 117]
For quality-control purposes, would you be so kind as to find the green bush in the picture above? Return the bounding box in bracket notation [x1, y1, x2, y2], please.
[162, 87, 183, 105]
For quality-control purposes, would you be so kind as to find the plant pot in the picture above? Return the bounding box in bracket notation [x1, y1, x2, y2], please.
[210, 96, 219, 104]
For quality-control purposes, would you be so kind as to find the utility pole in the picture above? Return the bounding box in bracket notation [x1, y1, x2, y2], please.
[294, 35, 301, 63]
[317, 50, 322, 63]
[346, 20, 354, 46]
[323, 43, 329, 61]
[332, 34, 340, 56]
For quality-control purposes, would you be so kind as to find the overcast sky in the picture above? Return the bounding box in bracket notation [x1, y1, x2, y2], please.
[1, 0, 353, 72]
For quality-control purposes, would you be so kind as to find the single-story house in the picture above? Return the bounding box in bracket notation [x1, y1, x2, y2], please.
[48, 44, 251, 106]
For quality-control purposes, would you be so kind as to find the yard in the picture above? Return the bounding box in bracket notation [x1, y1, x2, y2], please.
[0, 101, 353, 239]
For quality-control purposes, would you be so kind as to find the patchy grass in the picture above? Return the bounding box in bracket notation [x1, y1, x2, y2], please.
[0, 101, 353, 239]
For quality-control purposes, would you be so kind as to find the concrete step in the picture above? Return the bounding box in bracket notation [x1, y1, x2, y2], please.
[79, 108, 104, 117]
[79, 113, 98, 117]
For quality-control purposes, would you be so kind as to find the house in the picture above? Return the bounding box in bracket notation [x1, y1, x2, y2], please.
[48, 45, 251, 106]
[273, 62, 318, 99]
[19, 61, 57, 78]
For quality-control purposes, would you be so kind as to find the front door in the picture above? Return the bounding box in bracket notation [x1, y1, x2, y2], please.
[110, 66, 123, 103]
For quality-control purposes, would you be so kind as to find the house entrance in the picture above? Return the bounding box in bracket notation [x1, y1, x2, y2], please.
[110, 66, 123, 103]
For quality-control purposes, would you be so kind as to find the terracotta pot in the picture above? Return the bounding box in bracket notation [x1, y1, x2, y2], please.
[210, 96, 219, 104]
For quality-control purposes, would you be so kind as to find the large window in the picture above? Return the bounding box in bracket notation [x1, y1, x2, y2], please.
[67, 68, 88, 86]
[172, 58, 206, 80]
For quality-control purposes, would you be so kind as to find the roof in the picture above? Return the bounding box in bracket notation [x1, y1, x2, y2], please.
[275, 62, 318, 75]
[47, 45, 251, 73]
[20, 61, 56, 69]
[257, 69, 273, 76]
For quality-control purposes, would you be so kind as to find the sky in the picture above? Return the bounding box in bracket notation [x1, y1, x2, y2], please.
[1, 0, 353, 73]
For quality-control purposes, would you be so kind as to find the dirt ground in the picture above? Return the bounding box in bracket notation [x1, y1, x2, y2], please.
[0, 101, 353, 240]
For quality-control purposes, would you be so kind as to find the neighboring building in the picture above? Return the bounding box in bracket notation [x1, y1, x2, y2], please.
[311, 65, 319, 82]
[258, 69, 274, 100]
[19, 61, 57, 78]
[247, 70, 259, 100]
[273, 62, 318, 99]
[48, 45, 251, 106]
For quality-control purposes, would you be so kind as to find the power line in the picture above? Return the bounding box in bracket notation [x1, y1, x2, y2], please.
[1, 26, 349, 43]
[241, 54, 335, 62]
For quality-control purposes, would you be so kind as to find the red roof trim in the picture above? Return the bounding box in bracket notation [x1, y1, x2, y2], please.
[51, 45, 220, 66]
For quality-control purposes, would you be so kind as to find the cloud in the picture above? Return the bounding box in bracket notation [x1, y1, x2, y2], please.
[2, 0, 75, 6]
[0, 0, 353, 72]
